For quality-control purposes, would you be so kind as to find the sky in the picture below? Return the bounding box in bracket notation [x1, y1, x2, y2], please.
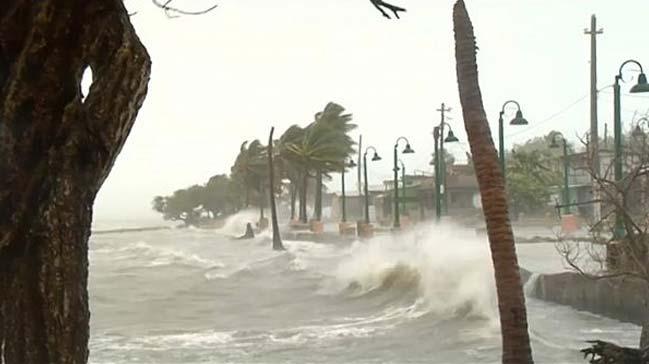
[93, 0, 649, 221]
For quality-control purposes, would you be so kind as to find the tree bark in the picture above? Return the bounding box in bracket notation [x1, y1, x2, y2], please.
[452, 1, 534, 363]
[267, 127, 284, 250]
[0, 1, 151, 363]
[314, 170, 323, 221]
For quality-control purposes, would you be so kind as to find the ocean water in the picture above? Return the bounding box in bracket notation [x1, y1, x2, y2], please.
[88, 216, 639, 364]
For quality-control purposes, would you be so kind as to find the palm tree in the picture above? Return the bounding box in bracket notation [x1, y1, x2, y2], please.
[311, 102, 357, 220]
[231, 139, 268, 221]
[453, 1, 534, 363]
[278, 125, 309, 222]
[280, 119, 354, 223]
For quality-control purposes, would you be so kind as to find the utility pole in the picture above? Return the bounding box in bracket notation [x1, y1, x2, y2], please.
[585, 14, 603, 222]
[436, 103, 452, 214]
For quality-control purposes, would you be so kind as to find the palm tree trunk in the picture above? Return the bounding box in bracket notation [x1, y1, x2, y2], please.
[453, 1, 534, 363]
[259, 182, 265, 221]
[290, 183, 297, 220]
[299, 172, 309, 223]
[314, 170, 323, 221]
[0, 1, 150, 363]
[267, 127, 284, 250]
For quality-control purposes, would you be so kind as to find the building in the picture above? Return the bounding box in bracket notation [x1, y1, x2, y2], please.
[330, 187, 384, 222]
[563, 145, 649, 220]
[373, 164, 481, 225]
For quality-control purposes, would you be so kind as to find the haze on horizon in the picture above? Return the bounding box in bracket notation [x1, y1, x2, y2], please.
[94, 0, 649, 220]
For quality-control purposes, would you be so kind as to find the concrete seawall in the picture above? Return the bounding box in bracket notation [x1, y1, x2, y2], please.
[531, 271, 647, 325]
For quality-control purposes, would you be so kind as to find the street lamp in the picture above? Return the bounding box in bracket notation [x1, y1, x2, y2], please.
[613, 60, 649, 238]
[550, 132, 570, 215]
[433, 125, 459, 221]
[393, 137, 414, 228]
[498, 100, 529, 180]
[363, 146, 381, 224]
[341, 158, 357, 223]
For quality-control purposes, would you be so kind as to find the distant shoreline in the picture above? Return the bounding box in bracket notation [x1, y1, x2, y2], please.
[91, 226, 173, 235]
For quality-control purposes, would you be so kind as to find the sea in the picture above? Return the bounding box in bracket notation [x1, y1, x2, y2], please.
[88, 211, 639, 363]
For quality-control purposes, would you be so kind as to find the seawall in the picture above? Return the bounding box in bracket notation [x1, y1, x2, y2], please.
[530, 271, 647, 325]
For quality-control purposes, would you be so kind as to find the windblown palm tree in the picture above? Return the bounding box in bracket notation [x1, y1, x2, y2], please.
[311, 102, 357, 221]
[453, 1, 534, 363]
[231, 140, 268, 219]
[279, 115, 355, 223]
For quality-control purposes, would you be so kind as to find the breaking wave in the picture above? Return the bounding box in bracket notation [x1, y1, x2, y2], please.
[93, 240, 224, 269]
[218, 209, 260, 236]
[331, 223, 498, 320]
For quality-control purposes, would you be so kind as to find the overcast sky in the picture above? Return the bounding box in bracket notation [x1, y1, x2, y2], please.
[93, 0, 649, 221]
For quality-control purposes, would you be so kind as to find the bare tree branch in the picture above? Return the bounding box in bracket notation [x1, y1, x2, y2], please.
[370, 0, 406, 19]
[150, 0, 407, 19]
[151, 0, 218, 18]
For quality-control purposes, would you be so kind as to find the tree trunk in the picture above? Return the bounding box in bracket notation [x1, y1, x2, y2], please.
[452, 1, 534, 363]
[641, 299, 649, 349]
[267, 127, 284, 250]
[314, 170, 323, 221]
[0, 1, 151, 363]
[290, 183, 297, 220]
[299, 172, 308, 223]
[259, 182, 265, 221]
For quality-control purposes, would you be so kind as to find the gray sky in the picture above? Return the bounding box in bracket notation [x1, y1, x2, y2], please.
[93, 0, 649, 220]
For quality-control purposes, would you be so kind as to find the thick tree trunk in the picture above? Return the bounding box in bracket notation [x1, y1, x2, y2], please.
[314, 170, 323, 221]
[267, 127, 284, 250]
[0, 1, 151, 363]
[452, 1, 533, 364]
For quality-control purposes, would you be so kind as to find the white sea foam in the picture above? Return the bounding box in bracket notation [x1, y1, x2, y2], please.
[332, 222, 498, 320]
[218, 209, 261, 236]
[96, 240, 225, 269]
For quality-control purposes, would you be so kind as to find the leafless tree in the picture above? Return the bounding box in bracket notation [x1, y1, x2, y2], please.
[554, 123, 649, 362]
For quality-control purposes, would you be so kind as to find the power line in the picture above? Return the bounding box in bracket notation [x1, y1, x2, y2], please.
[504, 94, 590, 138]
[598, 89, 649, 99]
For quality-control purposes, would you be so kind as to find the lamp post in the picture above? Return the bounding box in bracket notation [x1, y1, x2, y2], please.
[550, 132, 570, 215]
[432, 124, 459, 221]
[613, 60, 649, 238]
[393, 137, 414, 229]
[498, 100, 529, 182]
[399, 160, 406, 214]
[363, 146, 381, 224]
[341, 158, 357, 223]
